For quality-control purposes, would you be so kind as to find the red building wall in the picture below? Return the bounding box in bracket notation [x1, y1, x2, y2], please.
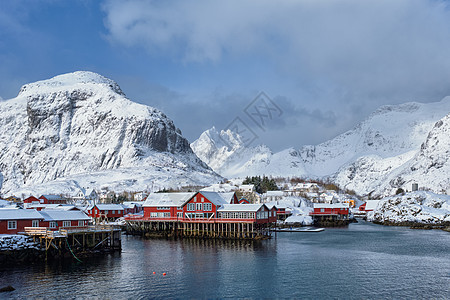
[40, 220, 89, 231]
[24, 196, 40, 204]
[88, 206, 124, 219]
[312, 207, 349, 215]
[0, 219, 39, 235]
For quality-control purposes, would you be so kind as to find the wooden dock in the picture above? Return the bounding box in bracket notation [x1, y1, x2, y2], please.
[125, 219, 272, 240]
[24, 226, 122, 258]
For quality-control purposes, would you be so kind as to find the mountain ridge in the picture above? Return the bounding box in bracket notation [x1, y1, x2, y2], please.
[192, 97, 450, 197]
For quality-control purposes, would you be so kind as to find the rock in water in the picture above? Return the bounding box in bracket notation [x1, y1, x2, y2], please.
[0, 286, 15, 292]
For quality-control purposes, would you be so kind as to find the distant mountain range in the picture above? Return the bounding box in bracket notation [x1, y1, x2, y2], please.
[192, 97, 450, 197]
[0, 71, 221, 196]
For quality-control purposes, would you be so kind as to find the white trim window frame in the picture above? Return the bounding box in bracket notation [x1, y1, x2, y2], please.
[7, 220, 17, 230]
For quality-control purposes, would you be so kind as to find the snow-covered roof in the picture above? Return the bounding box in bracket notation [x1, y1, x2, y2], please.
[123, 201, 144, 206]
[198, 191, 230, 206]
[314, 203, 349, 209]
[28, 204, 70, 209]
[264, 191, 284, 196]
[295, 183, 319, 189]
[217, 204, 265, 212]
[0, 209, 44, 220]
[88, 204, 125, 211]
[40, 194, 66, 200]
[38, 210, 90, 221]
[365, 200, 381, 211]
[143, 192, 196, 207]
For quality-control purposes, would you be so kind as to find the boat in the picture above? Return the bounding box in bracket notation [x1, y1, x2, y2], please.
[273, 227, 325, 232]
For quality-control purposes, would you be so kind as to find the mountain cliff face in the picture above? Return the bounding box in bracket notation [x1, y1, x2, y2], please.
[0, 71, 220, 194]
[192, 97, 450, 197]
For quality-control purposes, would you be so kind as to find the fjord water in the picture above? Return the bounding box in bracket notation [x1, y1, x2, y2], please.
[1, 221, 449, 299]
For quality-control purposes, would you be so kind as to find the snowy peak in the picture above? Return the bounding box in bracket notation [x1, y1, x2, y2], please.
[18, 71, 125, 97]
[191, 127, 307, 178]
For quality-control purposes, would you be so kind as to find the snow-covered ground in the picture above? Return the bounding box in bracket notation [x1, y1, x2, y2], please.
[266, 196, 314, 226]
[367, 191, 450, 224]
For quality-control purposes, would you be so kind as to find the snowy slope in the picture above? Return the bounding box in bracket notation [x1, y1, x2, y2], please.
[192, 97, 450, 196]
[0, 71, 221, 195]
[191, 127, 308, 178]
[367, 191, 450, 224]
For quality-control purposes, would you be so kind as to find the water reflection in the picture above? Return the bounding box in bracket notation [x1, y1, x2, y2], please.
[0, 222, 448, 299]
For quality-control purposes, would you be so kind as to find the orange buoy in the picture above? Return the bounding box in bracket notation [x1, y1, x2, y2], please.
[163, 273, 166, 276]
[153, 272, 156, 274]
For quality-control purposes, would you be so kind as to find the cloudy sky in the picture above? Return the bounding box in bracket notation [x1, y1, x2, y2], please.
[2, 0, 450, 151]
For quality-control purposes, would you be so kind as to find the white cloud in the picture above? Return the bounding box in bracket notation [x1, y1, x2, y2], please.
[103, 0, 450, 100]
[102, 0, 450, 148]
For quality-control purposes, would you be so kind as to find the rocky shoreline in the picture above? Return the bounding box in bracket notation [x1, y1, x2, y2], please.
[372, 220, 450, 231]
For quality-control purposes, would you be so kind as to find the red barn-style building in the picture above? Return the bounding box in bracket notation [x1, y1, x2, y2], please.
[0, 209, 44, 234]
[310, 203, 350, 220]
[39, 195, 68, 204]
[141, 191, 274, 224]
[87, 204, 124, 220]
[23, 196, 41, 205]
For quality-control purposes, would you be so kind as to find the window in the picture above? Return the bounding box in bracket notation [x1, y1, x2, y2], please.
[196, 203, 202, 211]
[78, 220, 85, 227]
[150, 212, 158, 218]
[111, 210, 115, 214]
[32, 220, 39, 227]
[105, 210, 109, 214]
[177, 212, 183, 218]
[187, 203, 195, 211]
[49, 221, 57, 229]
[320, 208, 324, 212]
[63, 221, 71, 227]
[201, 197, 204, 202]
[204, 203, 212, 211]
[7, 221, 17, 230]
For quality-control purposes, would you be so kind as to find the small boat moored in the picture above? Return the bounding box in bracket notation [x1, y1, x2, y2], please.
[274, 227, 325, 233]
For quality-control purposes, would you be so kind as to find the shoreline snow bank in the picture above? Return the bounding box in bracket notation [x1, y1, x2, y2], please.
[367, 191, 450, 224]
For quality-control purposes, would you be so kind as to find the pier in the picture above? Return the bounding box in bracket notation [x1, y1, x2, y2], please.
[125, 219, 272, 240]
[24, 225, 122, 258]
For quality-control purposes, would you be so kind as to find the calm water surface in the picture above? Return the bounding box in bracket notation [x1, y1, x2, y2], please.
[0, 221, 449, 299]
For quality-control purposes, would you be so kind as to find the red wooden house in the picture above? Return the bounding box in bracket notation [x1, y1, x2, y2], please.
[23, 196, 41, 204]
[0, 209, 44, 234]
[38, 210, 91, 231]
[122, 202, 144, 215]
[310, 203, 350, 220]
[140, 191, 274, 224]
[39, 195, 68, 204]
[143, 192, 195, 220]
[87, 204, 124, 220]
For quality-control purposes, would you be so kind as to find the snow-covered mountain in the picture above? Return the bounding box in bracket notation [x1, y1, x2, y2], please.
[0, 71, 221, 196]
[192, 97, 450, 197]
[191, 127, 308, 178]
